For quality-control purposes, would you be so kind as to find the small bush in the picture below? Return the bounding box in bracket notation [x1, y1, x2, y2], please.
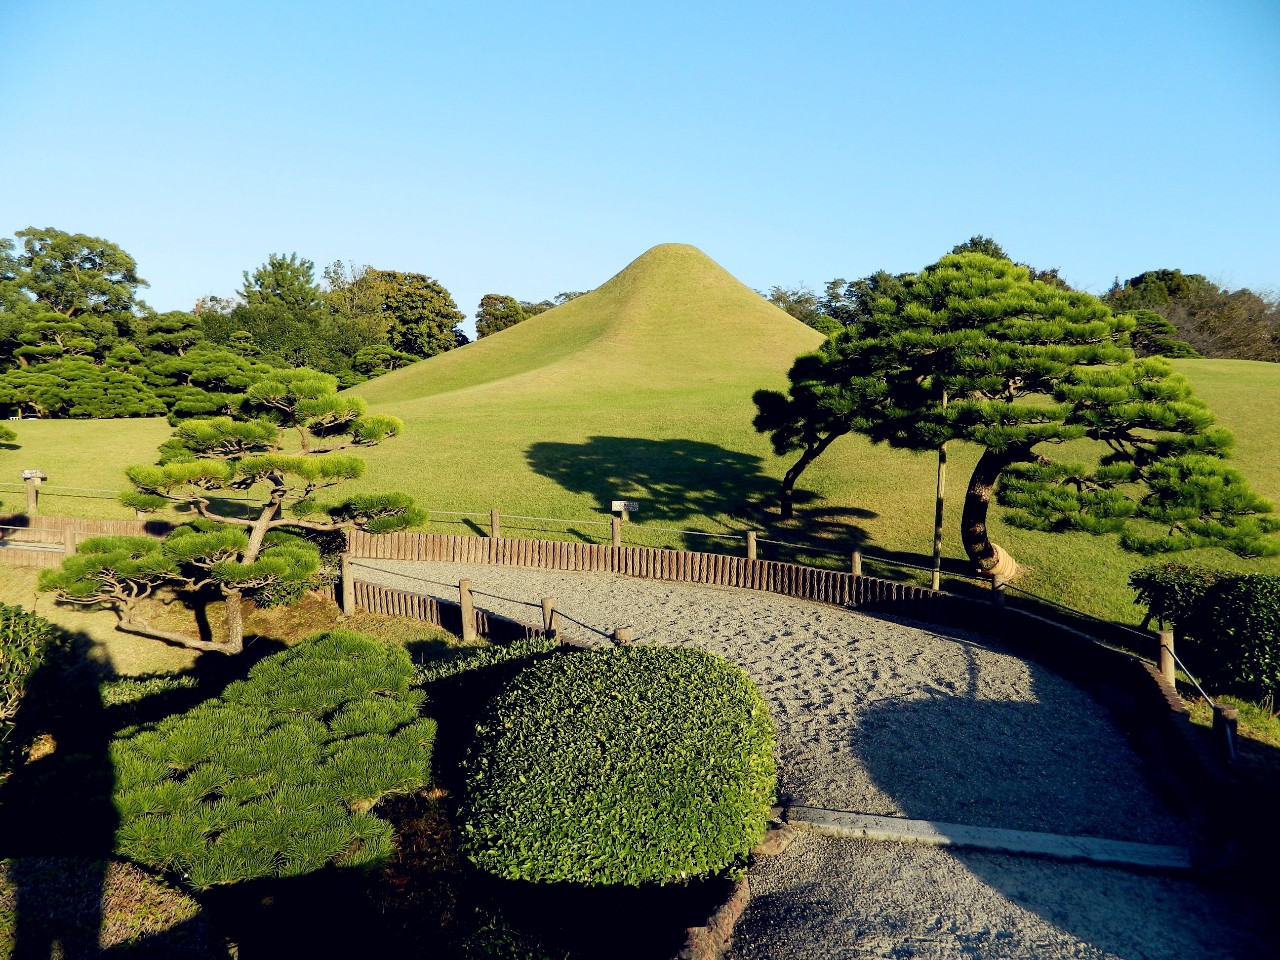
[1187, 575, 1280, 700]
[112, 631, 436, 890]
[1129, 562, 1231, 631]
[0, 603, 61, 781]
[460, 646, 776, 886]
[415, 634, 560, 686]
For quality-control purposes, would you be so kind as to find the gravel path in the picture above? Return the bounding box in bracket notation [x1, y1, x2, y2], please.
[356, 560, 1270, 959]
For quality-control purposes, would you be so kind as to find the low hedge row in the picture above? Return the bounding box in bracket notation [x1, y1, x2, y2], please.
[1132, 563, 1280, 700]
[112, 631, 437, 890]
[0, 602, 61, 782]
[460, 645, 776, 886]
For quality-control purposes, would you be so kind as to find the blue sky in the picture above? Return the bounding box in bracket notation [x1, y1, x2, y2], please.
[3, 0, 1277, 338]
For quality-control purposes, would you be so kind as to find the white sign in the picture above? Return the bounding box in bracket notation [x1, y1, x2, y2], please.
[611, 500, 639, 513]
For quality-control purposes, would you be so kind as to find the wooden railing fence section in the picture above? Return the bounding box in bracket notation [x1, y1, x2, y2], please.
[343, 531, 941, 617]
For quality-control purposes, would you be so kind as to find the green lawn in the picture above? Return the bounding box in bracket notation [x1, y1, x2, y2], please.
[3, 243, 1278, 628]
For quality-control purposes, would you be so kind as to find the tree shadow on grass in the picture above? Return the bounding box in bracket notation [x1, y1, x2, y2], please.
[526, 436, 876, 552]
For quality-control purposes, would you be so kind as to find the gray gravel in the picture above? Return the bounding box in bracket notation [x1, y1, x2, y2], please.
[356, 560, 1270, 959]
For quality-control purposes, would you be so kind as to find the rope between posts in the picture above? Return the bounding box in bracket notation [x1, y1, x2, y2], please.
[1003, 583, 1152, 641]
[638, 525, 744, 541]
[1163, 639, 1215, 708]
[501, 514, 612, 527]
[552, 609, 613, 639]
[348, 560, 459, 592]
[468, 588, 543, 610]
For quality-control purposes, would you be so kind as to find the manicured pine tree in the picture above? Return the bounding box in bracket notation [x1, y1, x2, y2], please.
[755, 252, 1278, 578]
[40, 369, 422, 653]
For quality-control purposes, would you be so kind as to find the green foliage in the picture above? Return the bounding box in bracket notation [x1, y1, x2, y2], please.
[0, 358, 165, 419]
[111, 631, 436, 890]
[0, 603, 61, 780]
[415, 634, 559, 686]
[474, 294, 527, 339]
[368, 269, 468, 357]
[7, 227, 146, 319]
[758, 251, 1278, 567]
[1127, 309, 1200, 359]
[1104, 269, 1280, 362]
[460, 646, 776, 886]
[1187, 576, 1280, 699]
[38, 365, 417, 654]
[1128, 562, 1231, 630]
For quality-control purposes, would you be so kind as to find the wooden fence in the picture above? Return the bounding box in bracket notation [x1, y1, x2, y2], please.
[0, 514, 176, 569]
[346, 530, 944, 617]
[346, 578, 550, 646]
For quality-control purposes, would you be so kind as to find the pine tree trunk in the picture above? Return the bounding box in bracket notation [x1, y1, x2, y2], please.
[779, 433, 841, 521]
[221, 590, 247, 655]
[961, 444, 1033, 580]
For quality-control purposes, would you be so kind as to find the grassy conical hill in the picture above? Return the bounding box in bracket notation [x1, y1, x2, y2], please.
[345, 243, 824, 533]
[353, 243, 820, 408]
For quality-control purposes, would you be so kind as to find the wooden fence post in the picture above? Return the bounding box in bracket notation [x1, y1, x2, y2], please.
[63, 528, 77, 556]
[611, 516, 621, 548]
[611, 626, 634, 646]
[490, 509, 501, 539]
[991, 576, 1006, 609]
[340, 552, 355, 614]
[541, 596, 557, 635]
[1158, 629, 1176, 687]
[1212, 704, 1238, 763]
[459, 580, 478, 644]
[746, 531, 757, 561]
[24, 475, 41, 515]
[851, 550, 862, 577]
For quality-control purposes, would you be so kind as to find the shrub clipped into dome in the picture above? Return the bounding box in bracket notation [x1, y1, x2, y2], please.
[460, 646, 776, 886]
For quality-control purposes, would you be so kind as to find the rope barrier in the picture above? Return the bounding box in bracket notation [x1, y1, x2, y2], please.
[1003, 583, 1152, 640]
[639, 525, 745, 541]
[1163, 639, 1216, 708]
[501, 514, 612, 527]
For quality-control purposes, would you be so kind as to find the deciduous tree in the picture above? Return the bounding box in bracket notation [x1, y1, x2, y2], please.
[474, 294, 527, 338]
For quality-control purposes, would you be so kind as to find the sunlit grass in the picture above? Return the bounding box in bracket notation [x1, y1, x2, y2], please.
[1, 245, 1277, 629]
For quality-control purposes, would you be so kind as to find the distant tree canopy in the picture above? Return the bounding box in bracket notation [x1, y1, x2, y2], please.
[199, 258, 468, 384]
[0, 228, 471, 419]
[1104, 269, 1279, 362]
[475, 294, 527, 338]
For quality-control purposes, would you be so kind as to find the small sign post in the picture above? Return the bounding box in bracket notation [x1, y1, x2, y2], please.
[611, 500, 639, 523]
[22, 469, 46, 516]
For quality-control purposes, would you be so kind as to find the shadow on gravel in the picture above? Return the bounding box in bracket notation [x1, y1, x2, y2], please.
[853, 636, 1276, 957]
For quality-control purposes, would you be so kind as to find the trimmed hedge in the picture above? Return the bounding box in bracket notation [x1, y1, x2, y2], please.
[460, 646, 776, 886]
[0, 603, 61, 782]
[1191, 575, 1280, 699]
[112, 631, 437, 890]
[1129, 562, 1231, 631]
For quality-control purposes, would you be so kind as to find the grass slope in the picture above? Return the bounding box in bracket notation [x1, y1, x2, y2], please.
[2, 244, 1277, 627]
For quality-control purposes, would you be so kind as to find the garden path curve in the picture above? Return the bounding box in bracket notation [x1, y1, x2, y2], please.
[357, 560, 1270, 959]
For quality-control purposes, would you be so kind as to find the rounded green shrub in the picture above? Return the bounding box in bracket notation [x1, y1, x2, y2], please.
[460, 646, 776, 886]
[1189, 575, 1280, 699]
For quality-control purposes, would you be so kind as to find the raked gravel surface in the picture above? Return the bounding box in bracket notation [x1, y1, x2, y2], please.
[356, 559, 1271, 959]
